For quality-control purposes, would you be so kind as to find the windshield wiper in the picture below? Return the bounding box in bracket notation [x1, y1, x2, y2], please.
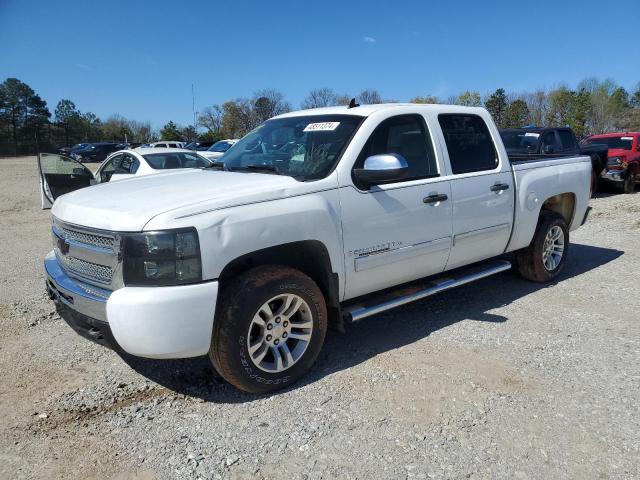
[243, 164, 280, 174]
[205, 162, 224, 170]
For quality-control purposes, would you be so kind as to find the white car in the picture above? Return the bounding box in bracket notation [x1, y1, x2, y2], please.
[37, 148, 212, 208]
[148, 141, 186, 149]
[198, 139, 238, 162]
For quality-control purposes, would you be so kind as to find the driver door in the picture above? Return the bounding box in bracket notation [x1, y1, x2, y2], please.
[37, 153, 95, 209]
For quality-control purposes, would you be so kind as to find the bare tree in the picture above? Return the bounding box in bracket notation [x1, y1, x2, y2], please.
[197, 105, 223, 133]
[356, 89, 382, 105]
[252, 89, 291, 123]
[301, 88, 339, 109]
[221, 98, 256, 138]
[334, 94, 352, 106]
[410, 95, 439, 104]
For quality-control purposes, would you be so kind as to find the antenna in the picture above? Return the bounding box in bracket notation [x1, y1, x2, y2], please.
[192, 84, 196, 128]
[348, 98, 360, 109]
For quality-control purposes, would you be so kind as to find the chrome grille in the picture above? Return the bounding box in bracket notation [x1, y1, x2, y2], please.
[52, 217, 121, 289]
[58, 254, 113, 285]
[61, 226, 115, 251]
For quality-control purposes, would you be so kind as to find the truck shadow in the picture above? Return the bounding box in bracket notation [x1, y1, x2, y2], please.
[119, 243, 622, 403]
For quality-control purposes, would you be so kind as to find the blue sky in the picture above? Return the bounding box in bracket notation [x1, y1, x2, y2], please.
[1, 0, 638, 128]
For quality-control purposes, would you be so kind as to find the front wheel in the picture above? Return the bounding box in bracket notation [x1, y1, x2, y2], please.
[210, 265, 327, 394]
[515, 211, 569, 283]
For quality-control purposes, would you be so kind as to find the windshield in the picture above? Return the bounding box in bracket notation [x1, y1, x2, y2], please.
[500, 131, 540, 154]
[583, 136, 633, 150]
[222, 115, 362, 180]
[143, 152, 211, 169]
[208, 141, 233, 153]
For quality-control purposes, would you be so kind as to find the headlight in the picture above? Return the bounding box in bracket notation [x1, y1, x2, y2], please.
[607, 157, 622, 166]
[122, 228, 202, 286]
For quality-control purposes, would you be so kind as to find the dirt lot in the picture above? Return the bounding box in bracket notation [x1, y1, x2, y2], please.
[0, 156, 638, 480]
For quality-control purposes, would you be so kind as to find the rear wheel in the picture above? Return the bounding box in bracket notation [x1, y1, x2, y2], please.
[210, 265, 327, 394]
[590, 171, 598, 197]
[623, 172, 636, 194]
[515, 211, 569, 283]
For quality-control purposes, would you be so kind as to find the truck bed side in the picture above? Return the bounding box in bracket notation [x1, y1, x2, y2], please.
[506, 155, 591, 252]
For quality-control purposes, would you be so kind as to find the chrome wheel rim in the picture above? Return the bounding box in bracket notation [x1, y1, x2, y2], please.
[246, 293, 313, 373]
[542, 225, 565, 271]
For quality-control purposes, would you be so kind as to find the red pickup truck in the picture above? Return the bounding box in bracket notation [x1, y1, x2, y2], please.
[582, 132, 640, 194]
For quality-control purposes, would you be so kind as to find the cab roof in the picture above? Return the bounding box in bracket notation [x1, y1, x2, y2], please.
[274, 103, 487, 119]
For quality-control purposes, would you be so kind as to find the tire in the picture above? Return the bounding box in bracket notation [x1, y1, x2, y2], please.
[590, 171, 598, 197]
[623, 172, 636, 194]
[515, 211, 569, 283]
[209, 265, 327, 394]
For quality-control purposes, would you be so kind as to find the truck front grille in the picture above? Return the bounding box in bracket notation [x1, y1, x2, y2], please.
[52, 218, 121, 290]
[58, 255, 113, 285]
[60, 227, 116, 252]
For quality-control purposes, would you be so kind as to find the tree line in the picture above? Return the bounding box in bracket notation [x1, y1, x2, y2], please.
[1, 76, 639, 156]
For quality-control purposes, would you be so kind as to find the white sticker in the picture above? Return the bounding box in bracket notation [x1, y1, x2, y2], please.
[621, 136, 633, 141]
[303, 122, 340, 132]
[524, 132, 540, 138]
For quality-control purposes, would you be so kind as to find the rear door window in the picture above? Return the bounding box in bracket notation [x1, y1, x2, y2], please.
[558, 130, 578, 151]
[541, 131, 558, 153]
[438, 114, 498, 174]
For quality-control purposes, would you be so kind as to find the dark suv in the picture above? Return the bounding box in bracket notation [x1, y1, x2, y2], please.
[72, 143, 121, 163]
[500, 127, 608, 194]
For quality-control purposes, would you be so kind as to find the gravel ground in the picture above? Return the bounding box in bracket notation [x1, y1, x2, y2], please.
[0, 156, 638, 480]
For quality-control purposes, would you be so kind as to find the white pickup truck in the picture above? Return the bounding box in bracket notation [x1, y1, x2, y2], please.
[40, 104, 592, 393]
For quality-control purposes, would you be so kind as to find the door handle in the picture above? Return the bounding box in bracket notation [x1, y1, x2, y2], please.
[423, 193, 448, 204]
[490, 183, 510, 192]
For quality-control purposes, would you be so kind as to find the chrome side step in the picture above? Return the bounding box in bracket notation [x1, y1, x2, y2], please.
[345, 260, 512, 322]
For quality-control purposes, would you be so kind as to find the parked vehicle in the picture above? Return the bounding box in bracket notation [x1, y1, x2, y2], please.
[149, 141, 185, 149]
[184, 141, 216, 151]
[40, 104, 592, 393]
[116, 142, 142, 150]
[58, 143, 89, 156]
[38, 149, 212, 208]
[71, 143, 121, 163]
[198, 139, 238, 162]
[500, 127, 608, 194]
[581, 132, 639, 194]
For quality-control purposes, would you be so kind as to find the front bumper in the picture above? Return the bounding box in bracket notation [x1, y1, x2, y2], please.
[45, 251, 219, 359]
[600, 169, 625, 183]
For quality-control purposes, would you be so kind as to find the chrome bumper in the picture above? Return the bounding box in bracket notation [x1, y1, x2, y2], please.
[600, 169, 625, 182]
[44, 251, 110, 321]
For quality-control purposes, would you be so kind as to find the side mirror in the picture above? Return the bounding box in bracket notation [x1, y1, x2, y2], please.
[72, 167, 88, 176]
[353, 153, 409, 189]
[543, 145, 554, 154]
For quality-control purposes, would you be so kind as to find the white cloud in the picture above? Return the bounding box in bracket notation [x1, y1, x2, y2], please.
[363, 36, 376, 43]
[74, 63, 95, 72]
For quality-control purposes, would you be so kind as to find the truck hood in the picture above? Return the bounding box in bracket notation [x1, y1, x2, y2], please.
[52, 169, 303, 231]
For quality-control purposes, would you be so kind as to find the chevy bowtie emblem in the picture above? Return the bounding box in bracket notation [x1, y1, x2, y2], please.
[57, 236, 70, 254]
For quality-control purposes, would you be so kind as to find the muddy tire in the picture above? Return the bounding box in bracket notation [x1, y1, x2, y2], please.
[623, 172, 636, 194]
[209, 265, 327, 394]
[590, 171, 598, 197]
[515, 211, 569, 283]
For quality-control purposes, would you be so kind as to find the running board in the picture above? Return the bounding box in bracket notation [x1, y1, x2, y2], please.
[344, 260, 512, 322]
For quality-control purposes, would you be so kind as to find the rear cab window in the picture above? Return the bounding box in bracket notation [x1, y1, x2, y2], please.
[438, 114, 498, 174]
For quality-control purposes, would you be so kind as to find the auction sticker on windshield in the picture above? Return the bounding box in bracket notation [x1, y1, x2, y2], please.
[303, 122, 340, 132]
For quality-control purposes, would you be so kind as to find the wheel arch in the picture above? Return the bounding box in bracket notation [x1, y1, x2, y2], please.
[218, 240, 344, 332]
[540, 192, 576, 227]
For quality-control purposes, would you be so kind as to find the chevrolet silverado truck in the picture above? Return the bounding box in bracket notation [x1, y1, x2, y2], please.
[581, 132, 639, 194]
[500, 126, 608, 195]
[39, 104, 592, 393]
